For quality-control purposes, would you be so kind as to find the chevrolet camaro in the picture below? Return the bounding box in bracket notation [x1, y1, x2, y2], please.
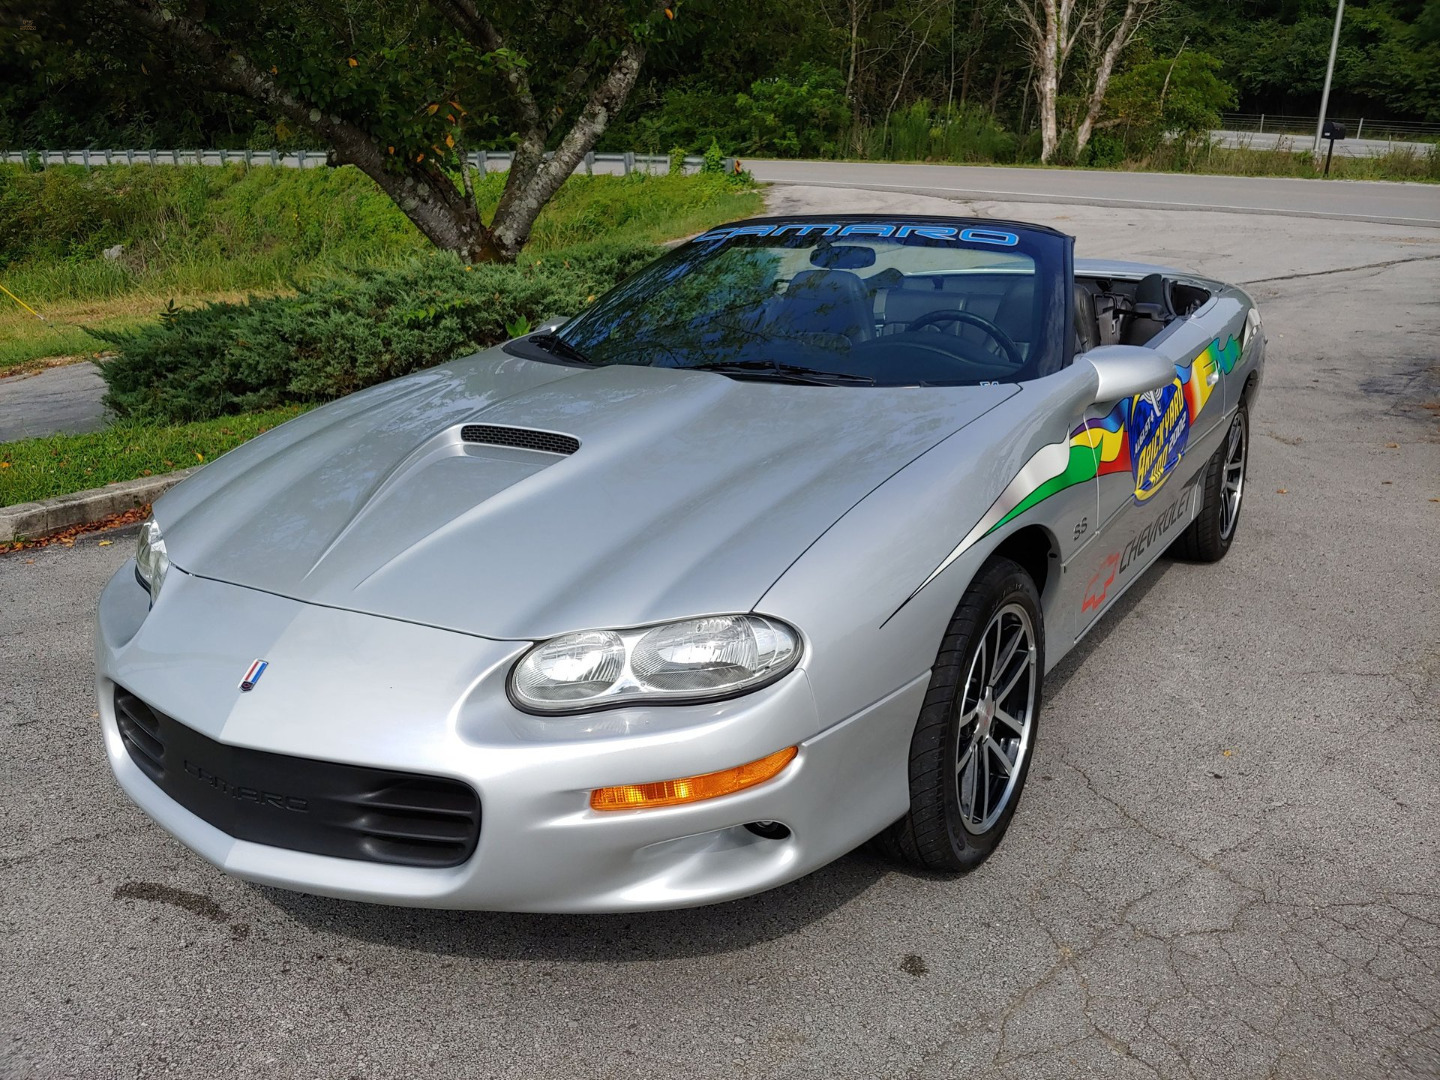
[96, 215, 1265, 911]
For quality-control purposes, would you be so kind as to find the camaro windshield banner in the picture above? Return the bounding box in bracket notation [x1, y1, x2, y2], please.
[693, 222, 1021, 246]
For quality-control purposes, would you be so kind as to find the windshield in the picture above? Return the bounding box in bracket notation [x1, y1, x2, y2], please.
[528, 218, 1072, 387]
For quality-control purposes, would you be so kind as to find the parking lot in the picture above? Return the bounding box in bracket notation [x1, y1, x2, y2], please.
[2, 184, 1438, 1080]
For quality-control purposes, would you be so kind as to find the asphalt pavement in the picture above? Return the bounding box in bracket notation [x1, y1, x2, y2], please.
[0, 363, 107, 444]
[1, 186, 1438, 1080]
[747, 159, 1440, 228]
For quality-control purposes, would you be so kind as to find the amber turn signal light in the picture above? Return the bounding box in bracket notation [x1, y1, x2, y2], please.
[590, 746, 798, 811]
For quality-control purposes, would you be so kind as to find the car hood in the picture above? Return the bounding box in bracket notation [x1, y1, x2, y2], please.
[158, 349, 1016, 640]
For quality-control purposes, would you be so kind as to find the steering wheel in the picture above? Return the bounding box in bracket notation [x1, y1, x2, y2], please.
[905, 309, 1025, 368]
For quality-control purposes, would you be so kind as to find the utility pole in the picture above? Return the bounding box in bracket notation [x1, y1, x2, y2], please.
[1313, 0, 1345, 155]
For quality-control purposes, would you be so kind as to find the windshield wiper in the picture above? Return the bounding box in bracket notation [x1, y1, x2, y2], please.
[690, 360, 874, 386]
[527, 333, 595, 366]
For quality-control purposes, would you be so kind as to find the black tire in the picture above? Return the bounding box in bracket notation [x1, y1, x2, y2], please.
[875, 556, 1045, 873]
[1171, 404, 1248, 563]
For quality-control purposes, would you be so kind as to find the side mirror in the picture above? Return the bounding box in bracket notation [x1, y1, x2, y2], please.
[1084, 345, 1175, 403]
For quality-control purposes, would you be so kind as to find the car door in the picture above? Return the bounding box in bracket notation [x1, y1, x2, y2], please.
[1068, 280, 1242, 638]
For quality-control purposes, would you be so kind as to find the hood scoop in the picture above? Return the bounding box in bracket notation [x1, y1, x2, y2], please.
[460, 424, 579, 456]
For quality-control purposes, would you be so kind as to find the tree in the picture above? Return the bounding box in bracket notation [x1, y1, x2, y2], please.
[21, 0, 673, 262]
[1011, 0, 1160, 162]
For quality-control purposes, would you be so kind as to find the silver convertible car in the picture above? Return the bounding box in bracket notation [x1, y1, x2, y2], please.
[96, 215, 1264, 911]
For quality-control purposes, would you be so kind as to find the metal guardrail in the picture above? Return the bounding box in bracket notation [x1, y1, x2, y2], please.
[1219, 112, 1440, 142]
[0, 148, 717, 172]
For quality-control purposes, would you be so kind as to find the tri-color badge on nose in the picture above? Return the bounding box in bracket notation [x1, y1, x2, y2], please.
[239, 659, 268, 692]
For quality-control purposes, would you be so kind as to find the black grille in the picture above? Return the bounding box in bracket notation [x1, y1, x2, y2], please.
[460, 424, 579, 455]
[113, 688, 480, 869]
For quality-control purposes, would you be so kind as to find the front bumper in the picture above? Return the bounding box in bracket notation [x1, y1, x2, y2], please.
[96, 563, 923, 912]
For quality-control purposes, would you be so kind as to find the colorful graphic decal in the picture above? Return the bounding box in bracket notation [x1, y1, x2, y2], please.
[1130, 379, 1189, 501]
[902, 334, 1239, 605]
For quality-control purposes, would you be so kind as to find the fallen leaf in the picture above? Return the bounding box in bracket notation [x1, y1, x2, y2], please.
[98, 540, 113, 547]
[1222, 749, 1233, 757]
[347, 56, 358, 67]
[0, 462, 9, 468]
[1276, 488, 1288, 494]
[427, 103, 440, 115]
[195, 451, 204, 462]
[1385, 442, 1399, 449]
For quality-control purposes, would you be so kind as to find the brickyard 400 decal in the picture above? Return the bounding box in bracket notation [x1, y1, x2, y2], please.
[907, 335, 1241, 600]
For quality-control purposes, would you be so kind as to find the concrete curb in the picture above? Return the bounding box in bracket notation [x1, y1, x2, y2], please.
[1, 468, 197, 543]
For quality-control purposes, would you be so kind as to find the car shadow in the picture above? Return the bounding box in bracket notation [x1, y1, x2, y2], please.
[256, 844, 894, 961]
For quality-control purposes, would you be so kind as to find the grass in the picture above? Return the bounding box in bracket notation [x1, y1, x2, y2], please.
[1127, 138, 1440, 182]
[0, 164, 760, 305]
[0, 165, 760, 372]
[0, 292, 266, 372]
[0, 406, 309, 507]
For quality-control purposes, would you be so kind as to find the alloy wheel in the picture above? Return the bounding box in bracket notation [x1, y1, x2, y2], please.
[954, 602, 1037, 834]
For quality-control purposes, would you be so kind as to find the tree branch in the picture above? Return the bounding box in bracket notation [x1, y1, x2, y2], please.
[491, 35, 649, 254]
[107, 0, 490, 259]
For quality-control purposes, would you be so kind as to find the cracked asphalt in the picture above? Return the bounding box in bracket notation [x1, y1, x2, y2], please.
[2, 189, 1438, 1080]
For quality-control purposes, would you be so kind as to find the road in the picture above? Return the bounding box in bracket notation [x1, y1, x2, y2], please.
[0, 363, 107, 443]
[2, 189, 1438, 1080]
[746, 159, 1440, 228]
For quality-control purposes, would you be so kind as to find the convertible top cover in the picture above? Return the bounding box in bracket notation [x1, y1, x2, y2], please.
[515, 216, 1075, 387]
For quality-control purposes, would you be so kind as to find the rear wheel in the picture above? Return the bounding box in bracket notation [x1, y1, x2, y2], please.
[877, 557, 1043, 872]
[1172, 404, 1248, 562]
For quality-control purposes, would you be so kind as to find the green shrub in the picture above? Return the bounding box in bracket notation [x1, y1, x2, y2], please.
[701, 138, 726, 174]
[858, 102, 1018, 163]
[96, 241, 660, 423]
[734, 64, 850, 158]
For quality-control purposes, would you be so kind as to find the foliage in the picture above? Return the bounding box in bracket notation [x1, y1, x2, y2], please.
[733, 64, 851, 158]
[5, 0, 1438, 177]
[0, 162, 422, 298]
[701, 138, 726, 174]
[860, 101, 1019, 162]
[0, 406, 310, 507]
[0, 164, 759, 306]
[1093, 52, 1237, 161]
[94, 242, 661, 423]
[1126, 136, 1440, 181]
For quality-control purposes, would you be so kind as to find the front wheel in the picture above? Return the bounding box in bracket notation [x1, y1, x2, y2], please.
[876, 557, 1044, 873]
[1172, 404, 1248, 562]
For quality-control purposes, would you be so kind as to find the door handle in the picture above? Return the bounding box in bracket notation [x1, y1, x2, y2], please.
[1206, 371, 1220, 386]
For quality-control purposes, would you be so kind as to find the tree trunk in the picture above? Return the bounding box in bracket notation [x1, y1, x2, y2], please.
[1035, 1, 1061, 162]
[1073, 0, 1149, 155]
[489, 39, 647, 259]
[112, 0, 654, 265]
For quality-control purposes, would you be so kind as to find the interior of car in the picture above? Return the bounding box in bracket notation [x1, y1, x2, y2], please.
[548, 233, 1215, 387]
[769, 265, 1212, 375]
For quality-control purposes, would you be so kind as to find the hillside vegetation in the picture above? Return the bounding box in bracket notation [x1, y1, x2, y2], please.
[0, 165, 761, 371]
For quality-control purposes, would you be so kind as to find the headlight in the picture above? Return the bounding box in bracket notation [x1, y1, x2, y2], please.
[134, 519, 170, 601]
[509, 615, 801, 713]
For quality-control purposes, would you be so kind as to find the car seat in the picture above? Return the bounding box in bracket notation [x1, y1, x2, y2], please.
[1123, 273, 1173, 345]
[772, 269, 874, 344]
